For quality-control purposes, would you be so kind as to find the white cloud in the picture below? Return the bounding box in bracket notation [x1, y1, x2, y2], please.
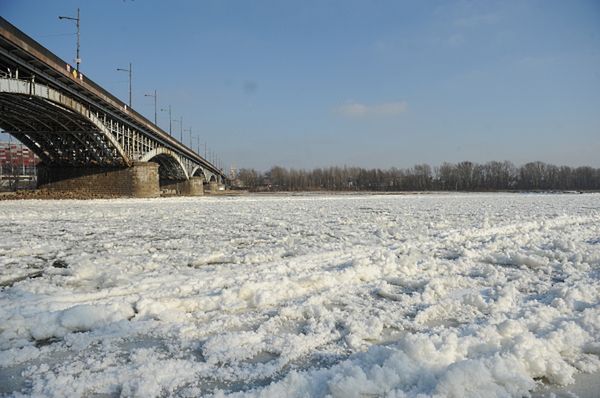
[335, 101, 408, 117]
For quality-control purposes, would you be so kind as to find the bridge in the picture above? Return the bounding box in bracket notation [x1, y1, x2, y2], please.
[0, 17, 226, 197]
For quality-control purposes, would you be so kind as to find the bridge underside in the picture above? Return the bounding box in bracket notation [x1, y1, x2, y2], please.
[0, 92, 125, 167]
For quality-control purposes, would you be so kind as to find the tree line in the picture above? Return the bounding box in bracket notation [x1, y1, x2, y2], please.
[235, 161, 600, 191]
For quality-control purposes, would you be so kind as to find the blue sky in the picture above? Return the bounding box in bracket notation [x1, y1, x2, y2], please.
[1, 0, 599, 170]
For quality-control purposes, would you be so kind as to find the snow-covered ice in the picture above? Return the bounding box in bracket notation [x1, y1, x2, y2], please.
[0, 193, 599, 397]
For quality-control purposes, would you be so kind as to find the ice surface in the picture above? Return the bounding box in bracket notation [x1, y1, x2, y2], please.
[0, 193, 599, 397]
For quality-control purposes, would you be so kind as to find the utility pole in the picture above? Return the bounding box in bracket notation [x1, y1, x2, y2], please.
[191, 135, 202, 155]
[21, 143, 24, 175]
[184, 127, 192, 147]
[59, 8, 81, 72]
[160, 105, 172, 135]
[117, 62, 132, 107]
[144, 90, 157, 125]
[179, 116, 183, 143]
[172, 117, 180, 140]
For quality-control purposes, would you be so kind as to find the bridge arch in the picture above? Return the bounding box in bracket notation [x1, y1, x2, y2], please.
[0, 78, 130, 166]
[140, 147, 189, 180]
[190, 165, 208, 181]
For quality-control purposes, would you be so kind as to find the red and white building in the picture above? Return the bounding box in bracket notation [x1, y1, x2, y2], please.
[0, 140, 39, 176]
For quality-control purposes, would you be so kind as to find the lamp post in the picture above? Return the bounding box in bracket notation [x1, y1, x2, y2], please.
[116, 62, 132, 108]
[179, 116, 183, 143]
[160, 105, 172, 135]
[58, 8, 81, 72]
[184, 127, 192, 148]
[172, 117, 182, 142]
[144, 89, 157, 125]
[191, 135, 201, 155]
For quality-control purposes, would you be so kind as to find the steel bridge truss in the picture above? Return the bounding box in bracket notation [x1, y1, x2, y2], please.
[0, 78, 217, 182]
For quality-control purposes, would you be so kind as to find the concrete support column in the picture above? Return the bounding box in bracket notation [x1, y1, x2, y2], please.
[37, 161, 160, 198]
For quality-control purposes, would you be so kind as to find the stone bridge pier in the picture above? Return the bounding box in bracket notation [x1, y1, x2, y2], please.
[37, 161, 207, 198]
[37, 162, 159, 197]
[159, 176, 204, 196]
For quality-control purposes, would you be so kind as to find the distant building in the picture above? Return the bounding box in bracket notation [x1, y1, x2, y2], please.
[0, 141, 39, 177]
[229, 165, 237, 180]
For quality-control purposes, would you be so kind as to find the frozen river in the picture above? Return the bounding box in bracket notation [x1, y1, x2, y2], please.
[1, 193, 599, 397]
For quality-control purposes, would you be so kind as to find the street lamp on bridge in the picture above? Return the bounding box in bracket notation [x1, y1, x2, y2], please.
[160, 105, 172, 135]
[116, 62, 132, 108]
[144, 90, 157, 125]
[184, 127, 193, 148]
[191, 135, 201, 155]
[171, 117, 183, 143]
[179, 116, 183, 143]
[58, 8, 81, 72]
